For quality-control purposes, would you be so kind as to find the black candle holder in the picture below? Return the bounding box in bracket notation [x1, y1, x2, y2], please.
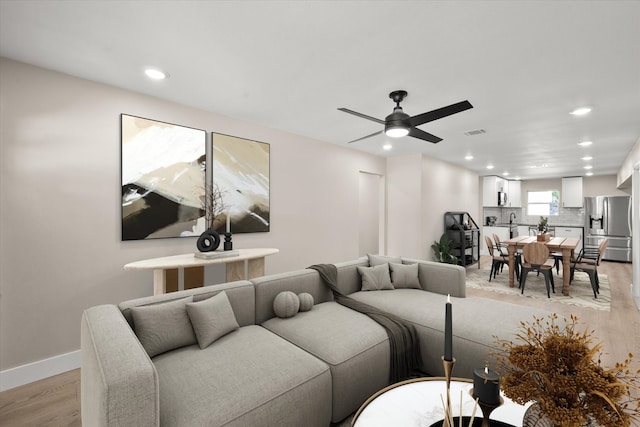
[223, 232, 233, 251]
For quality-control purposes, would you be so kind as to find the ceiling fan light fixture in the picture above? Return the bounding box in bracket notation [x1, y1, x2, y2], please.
[385, 108, 411, 138]
[385, 126, 409, 138]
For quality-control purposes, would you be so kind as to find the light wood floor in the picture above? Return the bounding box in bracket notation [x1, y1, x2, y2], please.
[0, 257, 637, 426]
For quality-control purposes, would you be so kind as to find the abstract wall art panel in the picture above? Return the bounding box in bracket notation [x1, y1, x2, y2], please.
[121, 114, 206, 240]
[212, 133, 270, 233]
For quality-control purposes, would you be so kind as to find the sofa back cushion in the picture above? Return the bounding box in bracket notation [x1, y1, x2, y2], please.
[130, 295, 197, 357]
[252, 269, 334, 324]
[119, 280, 256, 329]
[334, 259, 369, 295]
[403, 257, 466, 297]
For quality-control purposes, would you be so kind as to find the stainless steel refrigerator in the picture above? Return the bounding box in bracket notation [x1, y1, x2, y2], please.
[584, 196, 632, 262]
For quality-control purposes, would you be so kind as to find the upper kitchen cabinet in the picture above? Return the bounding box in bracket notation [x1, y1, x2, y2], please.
[482, 176, 520, 207]
[506, 180, 521, 207]
[562, 177, 583, 208]
[482, 176, 507, 207]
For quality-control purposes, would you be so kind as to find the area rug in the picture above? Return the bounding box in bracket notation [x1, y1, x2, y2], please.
[465, 267, 611, 311]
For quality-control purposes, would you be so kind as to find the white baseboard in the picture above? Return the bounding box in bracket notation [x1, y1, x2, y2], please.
[0, 350, 81, 392]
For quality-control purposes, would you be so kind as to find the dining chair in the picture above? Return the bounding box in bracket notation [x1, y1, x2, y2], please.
[569, 240, 607, 298]
[520, 242, 555, 298]
[492, 233, 509, 256]
[554, 238, 607, 274]
[485, 235, 515, 282]
[581, 239, 608, 266]
[484, 236, 520, 281]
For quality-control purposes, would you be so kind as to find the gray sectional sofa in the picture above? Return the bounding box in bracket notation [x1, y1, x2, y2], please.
[81, 255, 549, 426]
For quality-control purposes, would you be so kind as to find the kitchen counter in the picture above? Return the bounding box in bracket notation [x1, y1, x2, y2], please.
[491, 223, 584, 228]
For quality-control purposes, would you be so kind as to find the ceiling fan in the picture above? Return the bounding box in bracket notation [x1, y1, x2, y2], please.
[338, 90, 473, 144]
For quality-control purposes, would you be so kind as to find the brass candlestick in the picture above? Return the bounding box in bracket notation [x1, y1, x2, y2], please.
[469, 389, 504, 427]
[441, 356, 456, 427]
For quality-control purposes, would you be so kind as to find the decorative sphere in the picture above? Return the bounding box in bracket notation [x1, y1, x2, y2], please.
[297, 293, 314, 312]
[273, 291, 300, 318]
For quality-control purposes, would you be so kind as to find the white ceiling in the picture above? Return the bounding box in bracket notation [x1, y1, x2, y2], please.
[1, 1, 639, 180]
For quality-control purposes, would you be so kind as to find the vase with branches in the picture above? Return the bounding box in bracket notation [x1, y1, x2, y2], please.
[495, 314, 640, 427]
[201, 183, 226, 231]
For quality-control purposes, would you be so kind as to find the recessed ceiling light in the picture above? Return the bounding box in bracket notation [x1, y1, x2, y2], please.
[581, 156, 593, 161]
[577, 141, 593, 146]
[486, 165, 494, 170]
[464, 155, 473, 160]
[586, 172, 594, 176]
[382, 143, 392, 150]
[502, 172, 509, 176]
[584, 165, 593, 170]
[514, 177, 521, 180]
[570, 107, 592, 116]
[144, 68, 169, 80]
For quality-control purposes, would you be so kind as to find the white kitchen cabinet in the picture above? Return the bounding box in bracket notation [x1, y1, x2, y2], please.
[554, 226, 583, 254]
[506, 180, 521, 207]
[482, 176, 507, 207]
[518, 225, 531, 237]
[481, 226, 510, 255]
[562, 177, 583, 208]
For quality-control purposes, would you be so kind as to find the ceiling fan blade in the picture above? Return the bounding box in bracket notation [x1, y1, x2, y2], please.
[409, 127, 442, 143]
[409, 100, 473, 127]
[347, 130, 383, 144]
[338, 108, 386, 125]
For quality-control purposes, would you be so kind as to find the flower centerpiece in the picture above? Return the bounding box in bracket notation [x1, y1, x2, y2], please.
[495, 314, 640, 427]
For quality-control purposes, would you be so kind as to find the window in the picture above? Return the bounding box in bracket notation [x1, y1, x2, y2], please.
[527, 190, 559, 216]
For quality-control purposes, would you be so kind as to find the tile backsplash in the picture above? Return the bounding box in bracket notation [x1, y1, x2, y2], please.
[482, 207, 584, 227]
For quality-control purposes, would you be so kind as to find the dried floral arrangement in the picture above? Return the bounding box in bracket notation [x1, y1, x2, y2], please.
[495, 314, 640, 427]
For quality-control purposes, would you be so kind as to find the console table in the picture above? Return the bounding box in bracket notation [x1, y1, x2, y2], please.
[352, 377, 530, 427]
[125, 248, 279, 295]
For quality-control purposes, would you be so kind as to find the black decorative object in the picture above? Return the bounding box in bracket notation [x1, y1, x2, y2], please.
[223, 232, 233, 251]
[197, 229, 221, 252]
[472, 366, 501, 405]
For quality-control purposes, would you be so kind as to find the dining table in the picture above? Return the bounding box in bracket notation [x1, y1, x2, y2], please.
[503, 235, 581, 296]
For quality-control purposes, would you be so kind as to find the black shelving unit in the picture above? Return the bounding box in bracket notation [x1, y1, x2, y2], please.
[444, 212, 480, 268]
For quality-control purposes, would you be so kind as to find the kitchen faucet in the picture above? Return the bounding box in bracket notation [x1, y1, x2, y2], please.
[509, 212, 516, 224]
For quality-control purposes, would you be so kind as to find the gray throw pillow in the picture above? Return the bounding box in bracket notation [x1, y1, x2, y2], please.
[131, 296, 197, 358]
[186, 291, 240, 349]
[357, 264, 394, 291]
[367, 253, 402, 266]
[389, 262, 421, 289]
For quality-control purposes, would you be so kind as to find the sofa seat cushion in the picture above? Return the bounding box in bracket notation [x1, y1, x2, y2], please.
[349, 290, 549, 378]
[152, 325, 331, 427]
[262, 301, 390, 423]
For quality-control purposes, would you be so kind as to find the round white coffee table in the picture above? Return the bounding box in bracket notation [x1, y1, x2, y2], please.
[352, 377, 531, 427]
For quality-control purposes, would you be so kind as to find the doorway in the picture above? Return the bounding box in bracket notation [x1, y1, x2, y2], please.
[358, 171, 385, 256]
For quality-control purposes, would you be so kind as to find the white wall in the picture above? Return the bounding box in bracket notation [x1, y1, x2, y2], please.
[0, 58, 387, 378]
[386, 154, 480, 261]
[386, 155, 423, 257]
